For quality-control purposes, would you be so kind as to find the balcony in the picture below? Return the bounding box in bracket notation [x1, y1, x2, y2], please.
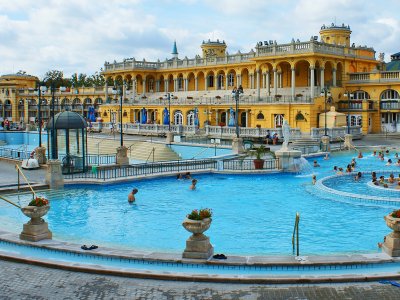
[380, 101, 400, 110]
[337, 100, 375, 111]
[348, 71, 400, 84]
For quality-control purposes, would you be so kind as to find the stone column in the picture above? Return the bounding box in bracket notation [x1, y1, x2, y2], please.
[45, 159, 64, 189]
[320, 68, 325, 90]
[165, 79, 169, 93]
[116, 145, 129, 165]
[250, 73, 254, 89]
[332, 68, 337, 87]
[195, 77, 198, 91]
[273, 69, 278, 95]
[142, 79, 146, 95]
[291, 68, 296, 99]
[34, 146, 47, 165]
[279, 72, 282, 88]
[225, 75, 229, 90]
[256, 70, 260, 100]
[310, 67, 315, 99]
[205, 76, 208, 91]
[266, 72, 271, 95]
[132, 79, 136, 100]
[236, 75, 239, 88]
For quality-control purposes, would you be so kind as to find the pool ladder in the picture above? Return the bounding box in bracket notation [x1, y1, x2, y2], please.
[292, 212, 300, 256]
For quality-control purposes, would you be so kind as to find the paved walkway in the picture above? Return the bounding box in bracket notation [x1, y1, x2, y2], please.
[1, 259, 400, 299]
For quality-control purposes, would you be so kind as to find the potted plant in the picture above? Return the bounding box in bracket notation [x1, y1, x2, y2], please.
[21, 196, 50, 225]
[182, 208, 212, 235]
[182, 208, 213, 259]
[250, 145, 267, 169]
[383, 209, 400, 256]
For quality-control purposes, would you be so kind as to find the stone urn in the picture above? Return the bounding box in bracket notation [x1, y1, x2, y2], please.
[382, 214, 400, 256]
[20, 205, 52, 242]
[182, 218, 213, 259]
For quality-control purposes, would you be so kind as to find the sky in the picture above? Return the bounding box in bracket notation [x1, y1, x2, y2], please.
[0, 0, 399, 78]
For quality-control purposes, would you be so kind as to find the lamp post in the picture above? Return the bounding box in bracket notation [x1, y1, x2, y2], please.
[232, 87, 243, 138]
[344, 90, 352, 134]
[36, 83, 47, 147]
[320, 87, 331, 137]
[49, 83, 66, 159]
[112, 83, 124, 147]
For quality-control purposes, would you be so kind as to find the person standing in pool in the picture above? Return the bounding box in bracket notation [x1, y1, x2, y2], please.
[190, 179, 197, 190]
[128, 188, 138, 203]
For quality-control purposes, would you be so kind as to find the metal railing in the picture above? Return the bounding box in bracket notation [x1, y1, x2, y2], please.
[64, 159, 217, 181]
[292, 212, 300, 256]
[223, 158, 279, 171]
[0, 195, 21, 208]
[0, 147, 32, 160]
[15, 164, 36, 199]
[145, 147, 156, 163]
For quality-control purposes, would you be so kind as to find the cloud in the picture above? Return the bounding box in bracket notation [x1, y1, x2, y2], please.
[0, 0, 399, 76]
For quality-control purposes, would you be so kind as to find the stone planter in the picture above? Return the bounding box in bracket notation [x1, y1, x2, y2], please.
[20, 205, 52, 242]
[382, 214, 400, 256]
[182, 218, 213, 259]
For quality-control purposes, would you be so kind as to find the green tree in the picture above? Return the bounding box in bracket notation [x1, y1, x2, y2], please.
[43, 70, 66, 87]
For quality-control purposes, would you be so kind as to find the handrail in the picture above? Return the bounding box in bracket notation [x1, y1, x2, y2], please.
[15, 164, 36, 199]
[191, 145, 213, 159]
[0, 195, 21, 209]
[145, 147, 155, 163]
[91, 132, 115, 164]
[292, 212, 300, 256]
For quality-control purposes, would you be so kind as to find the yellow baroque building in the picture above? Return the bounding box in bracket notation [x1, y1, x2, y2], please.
[99, 23, 383, 134]
[1, 23, 400, 135]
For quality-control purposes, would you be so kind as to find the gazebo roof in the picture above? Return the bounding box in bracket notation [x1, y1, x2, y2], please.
[47, 111, 87, 129]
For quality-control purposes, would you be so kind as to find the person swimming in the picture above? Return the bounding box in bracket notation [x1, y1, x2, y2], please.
[354, 172, 362, 181]
[312, 175, 317, 185]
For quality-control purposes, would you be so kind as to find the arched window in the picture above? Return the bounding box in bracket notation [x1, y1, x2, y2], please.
[274, 114, 284, 127]
[187, 110, 194, 125]
[208, 75, 214, 88]
[381, 89, 400, 100]
[228, 73, 235, 87]
[178, 77, 183, 91]
[352, 90, 370, 100]
[349, 115, 362, 126]
[256, 112, 265, 120]
[217, 74, 224, 90]
[174, 110, 183, 125]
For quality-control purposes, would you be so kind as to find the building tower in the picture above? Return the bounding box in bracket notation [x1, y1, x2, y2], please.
[172, 40, 178, 59]
[319, 23, 352, 47]
[201, 39, 227, 59]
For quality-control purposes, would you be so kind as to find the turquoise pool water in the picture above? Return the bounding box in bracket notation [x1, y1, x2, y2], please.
[1, 150, 400, 256]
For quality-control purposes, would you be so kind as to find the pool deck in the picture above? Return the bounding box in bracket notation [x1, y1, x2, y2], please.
[2, 134, 400, 298]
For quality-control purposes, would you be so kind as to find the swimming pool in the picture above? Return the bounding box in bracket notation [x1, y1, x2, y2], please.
[1, 149, 400, 256]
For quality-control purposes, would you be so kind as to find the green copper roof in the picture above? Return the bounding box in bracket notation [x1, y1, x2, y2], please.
[172, 41, 178, 55]
[386, 60, 400, 71]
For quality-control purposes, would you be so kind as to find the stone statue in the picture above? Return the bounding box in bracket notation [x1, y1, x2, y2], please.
[379, 52, 385, 62]
[282, 119, 291, 150]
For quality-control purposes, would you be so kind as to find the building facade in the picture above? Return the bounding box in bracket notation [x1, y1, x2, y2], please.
[1, 23, 400, 135]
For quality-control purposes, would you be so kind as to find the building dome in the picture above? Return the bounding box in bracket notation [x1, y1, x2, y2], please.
[47, 111, 87, 129]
